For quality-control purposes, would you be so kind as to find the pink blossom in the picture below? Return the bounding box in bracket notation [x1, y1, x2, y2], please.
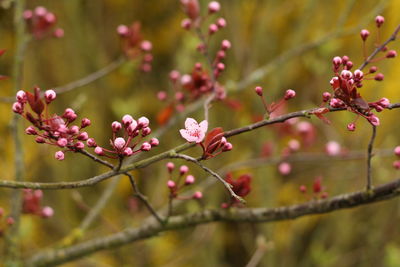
[75, 141, 85, 149]
[16, 90, 27, 103]
[138, 116, 149, 128]
[254, 86, 263, 96]
[179, 118, 208, 143]
[347, 123, 356, 131]
[124, 147, 133, 156]
[221, 40, 231, 50]
[360, 29, 370, 41]
[114, 137, 126, 150]
[140, 40, 152, 51]
[81, 118, 91, 128]
[25, 126, 37, 135]
[87, 138, 97, 147]
[150, 138, 159, 147]
[185, 175, 195, 185]
[375, 15, 385, 27]
[94, 146, 104, 155]
[193, 191, 203, 199]
[141, 142, 151, 151]
[325, 141, 341, 156]
[122, 114, 134, 126]
[394, 146, 400, 156]
[278, 162, 291, 175]
[57, 138, 68, 147]
[12, 102, 23, 114]
[368, 115, 380, 126]
[208, 1, 220, 13]
[44, 89, 56, 103]
[217, 18, 226, 28]
[41, 206, 54, 218]
[117, 24, 129, 36]
[167, 180, 176, 188]
[166, 162, 175, 172]
[284, 89, 296, 100]
[179, 165, 189, 175]
[55, 151, 65, 160]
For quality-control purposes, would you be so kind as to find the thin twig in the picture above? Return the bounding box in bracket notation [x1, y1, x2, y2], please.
[78, 150, 114, 169]
[124, 172, 164, 224]
[367, 125, 377, 190]
[170, 153, 245, 203]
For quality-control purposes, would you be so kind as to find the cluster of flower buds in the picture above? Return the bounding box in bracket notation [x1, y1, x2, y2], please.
[23, 6, 64, 39]
[116, 22, 153, 72]
[393, 146, 400, 170]
[22, 189, 54, 218]
[0, 49, 7, 80]
[180, 1, 225, 31]
[12, 87, 92, 161]
[179, 118, 232, 159]
[254, 86, 296, 116]
[221, 173, 251, 208]
[0, 208, 16, 237]
[299, 176, 328, 199]
[93, 115, 158, 159]
[165, 162, 202, 200]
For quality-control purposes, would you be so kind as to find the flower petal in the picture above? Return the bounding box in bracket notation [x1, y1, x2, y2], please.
[199, 120, 208, 133]
[184, 118, 198, 129]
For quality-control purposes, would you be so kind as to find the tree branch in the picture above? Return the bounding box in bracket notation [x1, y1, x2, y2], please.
[27, 178, 400, 266]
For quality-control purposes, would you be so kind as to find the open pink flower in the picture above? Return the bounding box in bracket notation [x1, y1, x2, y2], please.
[179, 118, 208, 143]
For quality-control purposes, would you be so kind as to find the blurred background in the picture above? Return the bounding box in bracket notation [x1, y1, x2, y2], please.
[1, 0, 400, 266]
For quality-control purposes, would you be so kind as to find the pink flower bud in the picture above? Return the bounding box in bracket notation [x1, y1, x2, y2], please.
[322, 92, 331, 102]
[81, 118, 91, 128]
[193, 191, 203, 199]
[138, 116, 150, 128]
[16, 90, 27, 103]
[68, 125, 79, 135]
[342, 55, 349, 64]
[141, 142, 151, 151]
[34, 6, 47, 16]
[374, 73, 384, 81]
[222, 142, 233, 151]
[63, 108, 77, 121]
[394, 146, 400, 156]
[179, 165, 189, 175]
[332, 56, 342, 66]
[375, 15, 385, 28]
[209, 24, 218, 35]
[41, 206, 54, 218]
[347, 122, 356, 131]
[23, 10, 33, 20]
[221, 39, 231, 50]
[369, 66, 377, 73]
[378, 98, 390, 108]
[386, 50, 397, 58]
[353, 70, 363, 79]
[330, 98, 344, 108]
[216, 17, 226, 28]
[393, 160, 400, 170]
[75, 141, 85, 149]
[208, 1, 220, 14]
[278, 162, 291, 175]
[6, 217, 15, 225]
[25, 126, 37, 135]
[254, 86, 263, 96]
[123, 147, 133, 156]
[140, 40, 152, 52]
[149, 138, 159, 147]
[288, 139, 300, 151]
[216, 62, 225, 71]
[44, 12, 56, 24]
[360, 29, 370, 41]
[117, 24, 129, 36]
[181, 74, 192, 85]
[157, 91, 167, 101]
[166, 162, 175, 172]
[167, 180, 176, 189]
[325, 141, 341, 156]
[12, 102, 24, 114]
[169, 70, 180, 82]
[94, 146, 104, 155]
[299, 185, 307, 193]
[77, 132, 89, 141]
[114, 137, 126, 150]
[185, 174, 195, 185]
[0, 207, 3, 217]
[340, 70, 352, 79]
[284, 89, 296, 100]
[122, 114, 134, 126]
[57, 138, 68, 148]
[87, 138, 97, 147]
[55, 151, 65, 161]
[368, 115, 380, 126]
[141, 127, 152, 136]
[181, 18, 192, 30]
[35, 136, 46, 143]
[53, 28, 64, 38]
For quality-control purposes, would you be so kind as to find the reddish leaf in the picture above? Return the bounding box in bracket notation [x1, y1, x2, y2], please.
[204, 127, 223, 149]
[0, 49, 5, 57]
[156, 105, 174, 125]
[312, 108, 331, 125]
[26, 89, 44, 115]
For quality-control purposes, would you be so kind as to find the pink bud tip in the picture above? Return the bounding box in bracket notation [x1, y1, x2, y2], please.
[217, 18, 226, 28]
[254, 86, 263, 96]
[222, 142, 233, 151]
[166, 162, 175, 172]
[117, 25, 129, 36]
[57, 138, 68, 148]
[185, 174, 195, 185]
[221, 39, 231, 50]
[181, 18, 192, 30]
[354, 70, 363, 79]
[167, 180, 176, 188]
[208, 1, 220, 13]
[216, 62, 225, 71]
[322, 92, 331, 102]
[12, 102, 24, 114]
[114, 137, 126, 150]
[374, 73, 384, 81]
[6, 217, 15, 225]
[299, 185, 307, 193]
[141, 127, 152, 136]
[393, 160, 400, 170]
[138, 116, 150, 128]
[360, 29, 370, 41]
[42, 206, 54, 218]
[278, 162, 291, 175]
[53, 28, 64, 38]
[332, 56, 342, 66]
[45, 12, 56, 23]
[23, 10, 33, 20]
[87, 138, 97, 147]
[55, 151, 65, 161]
[122, 115, 134, 126]
[141, 142, 151, 151]
[34, 6, 47, 16]
[63, 108, 77, 121]
[284, 89, 296, 100]
[378, 98, 390, 108]
[368, 115, 380, 126]
[75, 141, 85, 149]
[325, 141, 341, 156]
[157, 91, 167, 101]
[386, 50, 397, 58]
[193, 191, 203, 199]
[140, 40, 152, 51]
[179, 165, 189, 175]
[81, 118, 91, 128]
[375, 15, 385, 28]
[150, 138, 159, 147]
[68, 125, 79, 135]
[123, 147, 133, 156]
[288, 139, 300, 151]
[369, 66, 377, 73]
[25, 126, 37, 135]
[16, 90, 27, 103]
[394, 146, 400, 156]
[209, 24, 218, 34]
[94, 146, 104, 155]
[347, 123, 356, 131]
[35, 136, 46, 143]
[111, 121, 122, 133]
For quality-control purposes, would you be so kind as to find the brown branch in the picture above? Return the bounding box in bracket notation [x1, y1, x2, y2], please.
[27, 178, 400, 266]
[366, 125, 377, 190]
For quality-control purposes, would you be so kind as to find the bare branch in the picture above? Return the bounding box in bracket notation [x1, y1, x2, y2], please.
[366, 125, 377, 190]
